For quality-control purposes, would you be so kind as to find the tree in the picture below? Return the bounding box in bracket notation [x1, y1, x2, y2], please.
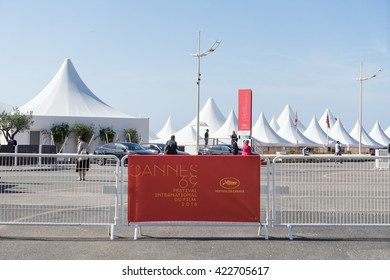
[72, 123, 95, 143]
[99, 127, 116, 143]
[0, 108, 34, 142]
[42, 122, 71, 151]
[123, 128, 139, 143]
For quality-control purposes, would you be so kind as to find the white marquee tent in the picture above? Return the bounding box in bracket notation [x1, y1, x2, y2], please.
[210, 109, 237, 140]
[303, 116, 335, 146]
[328, 118, 359, 147]
[17, 58, 149, 152]
[349, 121, 382, 147]
[155, 116, 178, 143]
[186, 97, 226, 136]
[276, 104, 306, 132]
[318, 109, 336, 133]
[19, 59, 133, 118]
[252, 113, 291, 146]
[369, 121, 390, 146]
[277, 116, 317, 146]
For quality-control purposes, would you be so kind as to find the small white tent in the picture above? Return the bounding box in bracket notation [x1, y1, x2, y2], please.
[252, 113, 292, 146]
[156, 116, 178, 143]
[174, 124, 202, 155]
[303, 116, 335, 145]
[276, 104, 306, 132]
[210, 109, 237, 140]
[186, 97, 226, 136]
[328, 118, 358, 147]
[277, 116, 317, 146]
[318, 109, 336, 133]
[350, 121, 382, 147]
[369, 121, 390, 146]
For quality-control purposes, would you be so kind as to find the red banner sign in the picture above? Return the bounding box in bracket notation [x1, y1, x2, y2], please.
[128, 155, 260, 223]
[238, 89, 252, 134]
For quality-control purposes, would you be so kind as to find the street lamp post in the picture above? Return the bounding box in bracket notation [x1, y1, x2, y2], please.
[191, 31, 221, 154]
[356, 62, 382, 154]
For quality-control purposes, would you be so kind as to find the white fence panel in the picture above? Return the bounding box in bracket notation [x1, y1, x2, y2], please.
[0, 153, 119, 239]
[271, 155, 390, 239]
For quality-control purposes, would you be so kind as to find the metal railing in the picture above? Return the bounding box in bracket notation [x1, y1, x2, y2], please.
[271, 154, 390, 239]
[1, 152, 389, 240]
[0, 153, 120, 240]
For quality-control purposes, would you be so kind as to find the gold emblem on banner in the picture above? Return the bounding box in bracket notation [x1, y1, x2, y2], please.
[219, 177, 240, 190]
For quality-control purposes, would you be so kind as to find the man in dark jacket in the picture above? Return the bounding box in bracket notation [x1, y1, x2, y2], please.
[164, 135, 178, 154]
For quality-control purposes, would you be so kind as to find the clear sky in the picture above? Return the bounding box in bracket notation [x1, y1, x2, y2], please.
[0, 0, 389, 133]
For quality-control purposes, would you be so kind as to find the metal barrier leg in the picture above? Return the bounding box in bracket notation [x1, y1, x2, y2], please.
[258, 224, 269, 240]
[110, 225, 115, 240]
[134, 224, 139, 240]
[287, 225, 293, 240]
[264, 225, 269, 240]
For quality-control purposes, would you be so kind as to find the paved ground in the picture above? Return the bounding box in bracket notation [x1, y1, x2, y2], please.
[1, 223, 390, 260]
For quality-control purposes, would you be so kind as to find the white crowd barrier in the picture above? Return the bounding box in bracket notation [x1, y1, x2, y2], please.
[1, 153, 389, 240]
[0, 153, 120, 240]
[270, 154, 390, 239]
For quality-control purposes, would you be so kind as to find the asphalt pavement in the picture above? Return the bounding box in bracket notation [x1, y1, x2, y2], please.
[1, 223, 389, 260]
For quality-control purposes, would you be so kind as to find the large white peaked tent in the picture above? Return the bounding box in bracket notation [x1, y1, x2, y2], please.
[19, 59, 132, 117]
[16, 58, 149, 152]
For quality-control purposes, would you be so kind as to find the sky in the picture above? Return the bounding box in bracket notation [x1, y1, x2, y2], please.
[0, 0, 389, 134]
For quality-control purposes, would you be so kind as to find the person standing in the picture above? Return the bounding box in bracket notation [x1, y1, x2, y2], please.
[232, 138, 239, 155]
[76, 136, 90, 181]
[335, 140, 342, 163]
[164, 135, 178, 154]
[242, 139, 252, 156]
[7, 137, 17, 152]
[230, 131, 238, 144]
[204, 129, 209, 146]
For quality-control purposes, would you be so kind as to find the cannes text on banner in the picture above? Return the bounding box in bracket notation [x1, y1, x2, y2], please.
[128, 155, 260, 223]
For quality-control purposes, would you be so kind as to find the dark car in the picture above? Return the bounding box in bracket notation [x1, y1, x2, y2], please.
[198, 144, 241, 155]
[141, 143, 189, 155]
[94, 142, 155, 165]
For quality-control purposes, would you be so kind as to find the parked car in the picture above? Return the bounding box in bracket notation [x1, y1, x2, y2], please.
[198, 144, 241, 155]
[141, 143, 189, 155]
[94, 142, 155, 165]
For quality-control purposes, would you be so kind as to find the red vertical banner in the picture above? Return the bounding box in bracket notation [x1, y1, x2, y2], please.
[238, 89, 252, 135]
[128, 155, 260, 223]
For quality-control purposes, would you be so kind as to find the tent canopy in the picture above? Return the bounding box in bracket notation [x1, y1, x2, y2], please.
[19, 58, 133, 118]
